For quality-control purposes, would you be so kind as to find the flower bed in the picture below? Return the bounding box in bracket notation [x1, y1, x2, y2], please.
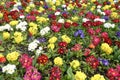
[0, 0, 120, 80]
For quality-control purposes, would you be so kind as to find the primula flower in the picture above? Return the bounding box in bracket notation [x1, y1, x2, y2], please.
[70, 60, 80, 69]
[9, 20, 19, 26]
[37, 54, 48, 65]
[0, 53, 6, 63]
[49, 66, 61, 80]
[91, 74, 105, 80]
[6, 51, 20, 61]
[48, 43, 55, 50]
[3, 32, 10, 40]
[14, 32, 23, 44]
[62, 35, 71, 43]
[75, 71, 87, 80]
[58, 41, 67, 47]
[48, 37, 57, 44]
[54, 57, 63, 66]
[101, 43, 113, 55]
[86, 55, 99, 69]
[71, 44, 82, 51]
[2, 64, 16, 74]
[24, 66, 42, 80]
[92, 36, 101, 46]
[19, 54, 33, 69]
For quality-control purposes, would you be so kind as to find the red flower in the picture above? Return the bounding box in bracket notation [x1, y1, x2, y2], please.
[64, 22, 71, 28]
[95, 28, 101, 34]
[37, 54, 48, 65]
[84, 48, 91, 56]
[49, 66, 61, 80]
[104, 38, 112, 45]
[58, 48, 65, 54]
[0, 57, 6, 63]
[71, 44, 82, 51]
[86, 55, 99, 69]
[101, 32, 109, 39]
[50, 14, 56, 20]
[112, 19, 120, 23]
[92, 36, 101, 46]
[72, 22, 79, 27]
[87, 28, 95, 35]
[82, 21, 92, 27]
[62, 13, 68, 18]
[114, 41, 120, 48]
[51, 23, 62, 32]
[58, 42, 67, 47]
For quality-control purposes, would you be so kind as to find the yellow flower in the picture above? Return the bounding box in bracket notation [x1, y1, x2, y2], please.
[3, 32, 10, 40]
[101, 43, 113, 55]
[91, 0, 96, 2]
[28, 27, 38, 35]
[52, 6, 56, 11]
[72, 16, 79, 21]
[66, 20, 73, 24]
[91, 74, 105, 80]
[25, 6, 31, 13]
[56, 1, 61, 6]
[14, 32, 23, 44]
[9, 20, 19, 26]
[29, 3, 35, 8]
[0, 13, 3, 18]
[29, 22, 37, 27]
[62, 35, 71, 43]
[75, 71, 87, 80]
[38, 7, 45, 13]
[110, 12, 119, 19]
[70, 60, 80, 69]
[67, 4, 74, 10]
[36, 16, 49, 23]
[48, 44, 55, 50]
[54, 57, 63, 66]
[48, 37, 57, 43]
[102, 5, 111, 10]
[0, 53, 4, 58]
[111, 8, 116, 11]
[6, 51, 20, 61]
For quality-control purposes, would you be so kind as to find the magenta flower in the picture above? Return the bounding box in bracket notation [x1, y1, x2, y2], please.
[19, 54, 33, 69]
[24, 66, 42, 80]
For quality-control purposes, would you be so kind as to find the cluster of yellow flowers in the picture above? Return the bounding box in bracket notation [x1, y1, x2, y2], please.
[25, 3, 35, 13]
[29, 22, 38, 35]
[110, 12, 119, 19]
[36, 16, 49, 23]
[3, 32, 10, 40]
[54, 57, 63, 66]
[91, 74, 105, 80]
[48, 36, 57, 50]
[101, 43, 113, 55]
[62, 35, 71, 43]
[14, 32, 23, 44]
[6, 51, 20, 61]
[70, 60, 80, 69]
[9, 20, 19, 26]
[75, 71, 87, 80]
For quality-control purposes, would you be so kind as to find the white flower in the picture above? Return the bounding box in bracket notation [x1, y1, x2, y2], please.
[82, 18, 89, 22]
[101, 12, 105, 15]
[97, 5, 102, 9]
[94, 18, 105, 23]
[28, 39, 40, 51]
[58, 18, 64, 23]
[20, 15, 25, 19]
[55, 11, 60, 15]
[62, 5, 66, 8]
[2, 64, 16, 74]
[0, 24, 13, 31]
[97, 9, 101, 13]
[16, 21, 28, 31]
[40, 26, 50, 36]
[104, 23, 115, 28]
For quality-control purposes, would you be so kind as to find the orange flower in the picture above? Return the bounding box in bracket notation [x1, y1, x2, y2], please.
[89, 43, 95, 49]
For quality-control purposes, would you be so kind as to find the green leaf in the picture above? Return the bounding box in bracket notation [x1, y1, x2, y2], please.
[67, 67, 75, 80]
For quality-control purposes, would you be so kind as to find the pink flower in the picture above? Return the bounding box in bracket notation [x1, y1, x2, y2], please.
[101, 32, 109, 39]
[19, 54, 33, 69]
[71, 44, 82, 51]
[24, 66, 42, 80]
[92, 36, 101, 46]
[87, 28, 95, 35]
[84, 48, 91, 56]
[104, 10, 111, 16]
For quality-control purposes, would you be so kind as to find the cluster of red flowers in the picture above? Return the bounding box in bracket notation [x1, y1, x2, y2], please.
[107, 65, 120, 80]
[86, 55, 99, 69]
[58, 41, 68, 54]
[49, 66, 61, 80]
[37, 54, 48, 65]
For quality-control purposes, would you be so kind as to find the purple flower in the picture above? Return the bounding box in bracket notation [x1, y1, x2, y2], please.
[37, 38, 46, 43]
[44, 5, 48, 9]
[17, 6, 22, 10]
[103, 16, 109, 21]
[116, 31, 120, 38]
[74, 30, 84, 38]
[74, 31, 79, 37]
[102, 59, 109, 66]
